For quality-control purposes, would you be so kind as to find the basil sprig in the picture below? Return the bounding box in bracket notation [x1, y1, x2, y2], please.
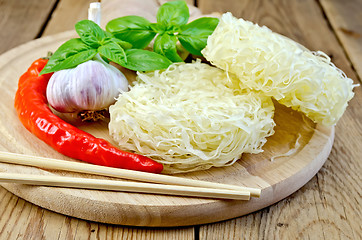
[40, 1, 218, 75]
[106, 0, 219, 62]
[40, 20, 172, 75]
[105, 16, 156, 49]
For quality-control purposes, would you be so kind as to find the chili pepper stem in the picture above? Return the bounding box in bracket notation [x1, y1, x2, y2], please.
[42, 51, 53, 60]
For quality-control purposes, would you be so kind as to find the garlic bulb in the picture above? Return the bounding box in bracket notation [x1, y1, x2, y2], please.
[46, 55, 128, 113]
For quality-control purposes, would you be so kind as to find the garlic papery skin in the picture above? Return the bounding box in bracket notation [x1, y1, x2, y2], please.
[46, 56, 128, 113]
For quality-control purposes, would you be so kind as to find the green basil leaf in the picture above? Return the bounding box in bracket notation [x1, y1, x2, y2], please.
[106, 16, 156, 49]
[150, 23, 166, 34]
[103, 37, 132, 49]
[40, 38, 97, 74]
[154, 33, 183, 62]
[113, 30, 156, 49]
[122, 49, 172, 71]
[75, 20, 108, 48]
[98, 42, 127, 66]
[156, 0, 189, 28]
[106, 16, 152, 31]
[178, 17, 219, 56]
[113, 38, 133, 49]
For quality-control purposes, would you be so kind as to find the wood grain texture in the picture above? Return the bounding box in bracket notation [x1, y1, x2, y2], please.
[42, 0, 95, 36]
[0, 194, 194, 239]
[320, 0, 362, 81]
[0, 0, 57, 54]
[0, 0, 360, 238]
[197, 0, 362, 239]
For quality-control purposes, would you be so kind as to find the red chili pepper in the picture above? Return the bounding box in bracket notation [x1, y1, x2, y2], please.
[14, 58, 163, 173]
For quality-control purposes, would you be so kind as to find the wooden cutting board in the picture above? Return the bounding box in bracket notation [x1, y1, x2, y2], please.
[0, 31, 334, 227]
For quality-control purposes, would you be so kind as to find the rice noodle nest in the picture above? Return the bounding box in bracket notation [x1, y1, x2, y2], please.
[202, 12, 356, 126]
[109, 61, 275, 173]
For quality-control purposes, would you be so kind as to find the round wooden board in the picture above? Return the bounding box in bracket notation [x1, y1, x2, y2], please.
[0, 32, 334, 227]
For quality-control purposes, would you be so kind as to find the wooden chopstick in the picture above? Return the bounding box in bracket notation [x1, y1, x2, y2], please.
[0, 173, 250, 200]
[0, 151, 261, 197]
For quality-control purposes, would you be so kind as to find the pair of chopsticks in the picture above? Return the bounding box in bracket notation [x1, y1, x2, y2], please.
[0, 151, 261, 200]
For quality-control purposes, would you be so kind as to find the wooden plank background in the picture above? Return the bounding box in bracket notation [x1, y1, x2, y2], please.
[0, 0, 361, 239]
